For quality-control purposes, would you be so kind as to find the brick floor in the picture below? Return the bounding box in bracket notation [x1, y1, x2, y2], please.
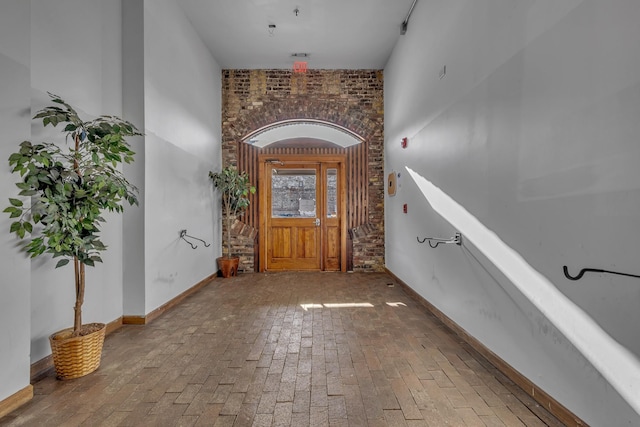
[0, 272, 565, 426]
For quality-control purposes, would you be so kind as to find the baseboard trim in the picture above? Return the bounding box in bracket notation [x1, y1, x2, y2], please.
[123, 272, 217, 325]
[0, 385, 33, 419]
[385, 268, 587, 427]
[105, 316, 123, 335]
[29, 354, 53, 383]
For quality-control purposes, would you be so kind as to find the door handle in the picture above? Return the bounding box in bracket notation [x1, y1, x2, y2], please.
[315, 218, 320, 227]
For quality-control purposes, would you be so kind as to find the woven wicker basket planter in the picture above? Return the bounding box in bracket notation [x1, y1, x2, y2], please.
[49, 322, 106, 380]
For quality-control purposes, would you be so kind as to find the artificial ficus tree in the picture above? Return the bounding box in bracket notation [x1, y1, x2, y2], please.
[208, 166, 256, 258]
[4, 93, 141, 336]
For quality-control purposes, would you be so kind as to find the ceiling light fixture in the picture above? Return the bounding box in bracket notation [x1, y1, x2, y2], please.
[268, 24, 276, 36]
[401, 0, 418, 35]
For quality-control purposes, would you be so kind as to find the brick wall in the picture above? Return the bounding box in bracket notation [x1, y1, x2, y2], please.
[221, 69, 385, 272]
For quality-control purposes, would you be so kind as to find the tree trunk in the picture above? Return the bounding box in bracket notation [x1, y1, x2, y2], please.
[72, 133, 85, 336]
[73, 256, 85, 336]
[225, 193, 233, 258]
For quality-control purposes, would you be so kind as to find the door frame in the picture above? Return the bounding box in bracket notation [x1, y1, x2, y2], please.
[258, 153, 347, 272]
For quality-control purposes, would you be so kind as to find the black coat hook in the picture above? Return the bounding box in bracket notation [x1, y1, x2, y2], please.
[563, 266, 640, 281]
[417, 233, 462, 248]
[180, 229, 211, 249]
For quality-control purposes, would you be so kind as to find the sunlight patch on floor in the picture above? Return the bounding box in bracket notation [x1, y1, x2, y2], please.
[300, 302, 374, 310]
[386, 302, 407, 307]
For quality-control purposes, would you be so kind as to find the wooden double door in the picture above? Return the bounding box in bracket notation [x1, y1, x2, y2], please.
[259, 155, 346, 272]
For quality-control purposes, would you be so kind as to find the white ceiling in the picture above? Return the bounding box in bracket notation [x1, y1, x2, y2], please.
[177, 0, 416, 70]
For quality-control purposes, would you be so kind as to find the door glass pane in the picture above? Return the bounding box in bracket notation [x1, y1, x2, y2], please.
[271, 168, 316, 218]
[327, 168, 337, 218]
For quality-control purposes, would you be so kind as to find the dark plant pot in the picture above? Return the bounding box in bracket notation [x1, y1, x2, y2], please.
[217, 256, 239, 278]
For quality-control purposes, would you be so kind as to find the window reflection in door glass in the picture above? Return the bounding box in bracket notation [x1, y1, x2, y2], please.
[327, 168, 337, 218]
[271, 168, 316, 218]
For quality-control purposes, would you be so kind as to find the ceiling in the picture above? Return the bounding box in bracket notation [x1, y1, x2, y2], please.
[177, 0, 416, 70]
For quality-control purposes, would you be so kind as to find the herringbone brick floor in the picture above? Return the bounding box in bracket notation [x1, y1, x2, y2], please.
[0, 272, 564, 426]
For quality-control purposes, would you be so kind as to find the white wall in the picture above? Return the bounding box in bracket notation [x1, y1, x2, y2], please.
[125, 0, 221, 315]
[28, 0, 222, 323]
[385, 0, 640, 424]
[0, 0, 32, 403]
[122, 0, 147, 317]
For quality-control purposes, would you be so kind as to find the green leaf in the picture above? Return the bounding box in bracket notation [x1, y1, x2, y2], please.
[55, 259, 70, 268]
[9, 198, 23, 207]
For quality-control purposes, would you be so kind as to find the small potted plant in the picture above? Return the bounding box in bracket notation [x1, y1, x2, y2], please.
[4, 93, 141, 379]
[209, 166, 256, 277]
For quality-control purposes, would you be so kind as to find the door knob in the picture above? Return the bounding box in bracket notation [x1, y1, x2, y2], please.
[315, 218, 320, 226]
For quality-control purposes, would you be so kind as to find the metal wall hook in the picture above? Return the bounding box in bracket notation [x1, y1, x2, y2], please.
[417, 232, 462, 248]
[563, 265, 640, 281]
[180, 229, 211, 249]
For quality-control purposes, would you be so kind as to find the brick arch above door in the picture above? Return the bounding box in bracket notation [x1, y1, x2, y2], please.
[222, 93, 382, 145]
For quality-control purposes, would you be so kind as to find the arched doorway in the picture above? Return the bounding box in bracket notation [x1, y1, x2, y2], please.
[238, 120, 366, 272]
